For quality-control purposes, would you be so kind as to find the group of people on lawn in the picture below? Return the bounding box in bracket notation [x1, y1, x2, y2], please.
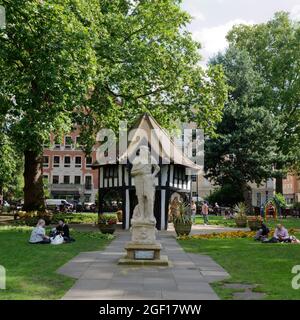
[255, 223, 300, 244]
[29, 218, 74, 245]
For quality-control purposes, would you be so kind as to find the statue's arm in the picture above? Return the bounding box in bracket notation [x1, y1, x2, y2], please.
[152, 163, 160, 177]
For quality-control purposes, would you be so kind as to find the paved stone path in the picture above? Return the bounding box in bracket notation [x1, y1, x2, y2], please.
[69, 222, 250, 234]
[59, 230, 229, 300]
[222, 283, 266, 300]
[169, 223, 250, 235]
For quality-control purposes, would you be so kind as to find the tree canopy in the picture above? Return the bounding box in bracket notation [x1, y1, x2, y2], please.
[0, 0, 227, 209]
[227, 12, 300, 190]
[205, 46, 281, 206]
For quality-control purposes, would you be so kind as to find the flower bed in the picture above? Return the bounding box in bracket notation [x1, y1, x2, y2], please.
[178, 228, 298, 240]
[178, 231, 257, 240]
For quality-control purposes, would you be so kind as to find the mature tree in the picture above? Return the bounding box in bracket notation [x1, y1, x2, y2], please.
[205, 47, 281, 209]
[77, 0, 227, 146]
[0, 0, 100, 210]
[0, 0, 227, 210]
[227, 12, 300, 192]
[0, 131, 17, 203]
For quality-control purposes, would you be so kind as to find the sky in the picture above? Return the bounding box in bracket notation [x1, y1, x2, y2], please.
[181, 0, 300, 65]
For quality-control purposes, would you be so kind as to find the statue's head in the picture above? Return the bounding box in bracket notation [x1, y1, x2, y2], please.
[139, 145, 150, 156]
[136, 145, 150, 163]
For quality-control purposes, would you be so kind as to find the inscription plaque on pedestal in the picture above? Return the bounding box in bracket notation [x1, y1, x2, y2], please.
[134, 250, 155, 260]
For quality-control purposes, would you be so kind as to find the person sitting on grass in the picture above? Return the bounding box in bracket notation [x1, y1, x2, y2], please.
[254, 222, 270, 241]
[265, 224, 291, 243]
[56, 219, 75, 243]
[29, 219, 51, 244]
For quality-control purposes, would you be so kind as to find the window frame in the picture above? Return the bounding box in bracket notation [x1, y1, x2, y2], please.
[52, 175, 59, 184]
[64, 156, 71, 168]
[43, 156, 49, 168]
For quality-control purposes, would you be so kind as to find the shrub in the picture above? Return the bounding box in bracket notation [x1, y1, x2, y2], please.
[98, 214, 118, 225]
[292, 202, 300, 210]
[173, 202, 192, 225]
[273, 193, 287, 209]
[51, 213, 98, 224]
[14, 211, 53, 226]
[205, 183, 244, 207]
[234, 202, 247, 218]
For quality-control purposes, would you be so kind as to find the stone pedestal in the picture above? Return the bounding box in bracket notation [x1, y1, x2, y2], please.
[118, 220, 169, 266]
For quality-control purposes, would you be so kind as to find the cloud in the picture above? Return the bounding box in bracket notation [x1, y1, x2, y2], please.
[291, 5, 300, 20]
[192, 19, 254, 62]
[182, 0, 206, 22]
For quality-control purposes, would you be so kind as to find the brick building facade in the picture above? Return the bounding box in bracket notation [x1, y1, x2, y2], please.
[42, 129, 98, 203]
[283, 174, 300, 204]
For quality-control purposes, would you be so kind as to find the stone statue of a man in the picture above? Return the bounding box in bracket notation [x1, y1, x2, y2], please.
[131, 146, 160, 224]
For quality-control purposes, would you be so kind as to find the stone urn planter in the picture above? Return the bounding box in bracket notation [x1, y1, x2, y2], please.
[234, 218, 247, 228]
[98, 214, 118, 234]
[247, 216, 263, 231]
[173, 202, 192, 236]
[98, 223, 116, 234]
[174, 222, 192, 236]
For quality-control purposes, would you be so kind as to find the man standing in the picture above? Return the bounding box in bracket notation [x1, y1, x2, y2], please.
[202, 201, 209, 225]
[191, 200, 197, 224]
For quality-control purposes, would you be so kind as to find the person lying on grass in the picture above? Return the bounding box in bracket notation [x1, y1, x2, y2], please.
[29, 219, 51, 244]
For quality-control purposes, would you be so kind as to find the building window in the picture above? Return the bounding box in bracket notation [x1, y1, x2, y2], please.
[192, 129, 197, 140]
[85, 176, 92, 190]
[74, 176, 81, 185]
[65, 136, 73, 149]
[63, 176, 70, 184]
[75, 156, 82, 168]
[64, 156, 71, 168]
[192, 192, 198, 197]
[174, 166, 185, 180]
[43, 175, 49, 183]
[104, 166, 118, 178]
[54, 136, 61, 149]
[84, 194, 91, 202]
[86, 156, 92, 168]
[52, 175, 59, 184]
[257, 193, 261, 207]
[43, 156, 49, 168]
[53, 156, 60, 168]
[192, 175, 197, 182]
[192, 148, 197, 157]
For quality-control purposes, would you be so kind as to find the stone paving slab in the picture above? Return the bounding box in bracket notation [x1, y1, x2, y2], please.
[60, 230, 230, 300]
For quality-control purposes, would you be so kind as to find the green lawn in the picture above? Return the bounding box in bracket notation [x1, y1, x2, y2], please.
[195, 215, 236, 227]
[195, 215, 300, 229]
[179, 232, 300, 300]
[0, 226, 113, 300]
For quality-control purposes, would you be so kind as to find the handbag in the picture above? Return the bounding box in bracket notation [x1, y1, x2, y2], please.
[50, 234, 64, 245]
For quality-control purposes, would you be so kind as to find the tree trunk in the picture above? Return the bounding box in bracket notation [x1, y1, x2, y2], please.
[275, 177, 283, 194]
[23, 150, 45, 211]
[242, 183, 253, 214]
[0, 185, 3, 206]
